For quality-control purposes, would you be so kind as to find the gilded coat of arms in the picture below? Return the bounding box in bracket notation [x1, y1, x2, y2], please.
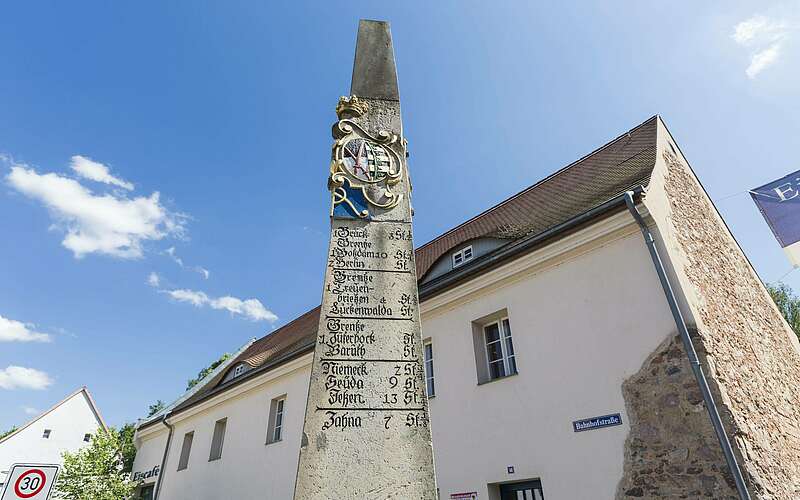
[329, 97, 404, 219]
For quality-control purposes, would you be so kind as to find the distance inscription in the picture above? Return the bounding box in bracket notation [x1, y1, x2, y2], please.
[313, 218, 428, 433]
[328, 224, 414, 272]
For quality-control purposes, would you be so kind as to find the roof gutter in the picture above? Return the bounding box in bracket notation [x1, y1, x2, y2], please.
[153, 412, 174, 500]
[623, 191, 751, 500]
[419, 186, 645, 300]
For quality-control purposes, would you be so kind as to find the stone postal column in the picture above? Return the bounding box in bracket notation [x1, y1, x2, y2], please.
[293, 19, 437, 500]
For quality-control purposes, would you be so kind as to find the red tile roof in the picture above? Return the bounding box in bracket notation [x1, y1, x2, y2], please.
[414, 116, 658, 278]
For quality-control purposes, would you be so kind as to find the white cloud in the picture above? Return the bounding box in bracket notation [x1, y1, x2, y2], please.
[164, 247, 210, 279]
[747, 43, 782, 78]
[7, 164, 185, 259]
[70, 155, 134, 190]
[165, 246, 184, 267]
[731, 14, 792, 78]
[0, 366, 53, 390]
[147, 272, 161, 288]
[23, 406, 39, 415]
[209, 296, 276, 322]
[732, 16, 783, 45]
[165, 288, 208, 306]
[164, 288, 277, 322]
[0, 315, 52, 343]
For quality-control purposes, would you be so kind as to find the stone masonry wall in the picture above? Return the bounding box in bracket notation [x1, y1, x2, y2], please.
[654, 150, 800, 498]
[617, 334, 738, 499]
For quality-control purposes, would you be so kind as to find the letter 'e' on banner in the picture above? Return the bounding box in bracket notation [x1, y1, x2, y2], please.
[751, 169, 800, 267]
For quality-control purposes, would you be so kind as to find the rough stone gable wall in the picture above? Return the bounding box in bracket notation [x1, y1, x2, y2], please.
[655, 149, 800, 498]
[617, 334, 737, 499]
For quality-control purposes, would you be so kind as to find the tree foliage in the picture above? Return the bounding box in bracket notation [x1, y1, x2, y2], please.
[0, 426, 17, 440]
[147, 400, 166, 417]
[186, 352, 231, 390]
[55, 427, 136, 500]
[118, 423, 137, 474]
[767, 282, 800, 340]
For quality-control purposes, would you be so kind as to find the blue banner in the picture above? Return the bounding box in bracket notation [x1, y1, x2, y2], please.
[751, 170, 800, 248]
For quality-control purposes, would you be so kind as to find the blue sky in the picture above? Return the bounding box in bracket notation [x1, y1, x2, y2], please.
[1, 1, 798, 429]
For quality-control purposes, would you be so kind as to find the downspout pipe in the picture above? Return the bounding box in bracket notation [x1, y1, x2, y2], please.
[153, 412, 174, 500]
[624, 191, 751, 500]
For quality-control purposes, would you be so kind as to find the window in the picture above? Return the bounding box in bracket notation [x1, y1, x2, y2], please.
[484, 318, 516, 380]
[221, 363, 250, 384]
[42, 429, 51, 439]
[266, 396, 286, 444]
[423, 341, 435, 397]
[472, 311, 518, 384]
[83, 433, 92, 442]
[209, 418, 226, 461]
[499, 480, 544, 500]
[452, 245, 474, 268]
[137, 484, 155, 500]
[177, 431, 193, 471]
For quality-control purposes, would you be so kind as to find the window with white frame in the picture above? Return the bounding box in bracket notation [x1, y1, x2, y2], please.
[452, 245, 474, 268]
[221, 362, 251, 384]
[42, 429, 51, 439]
[423, 341, 435, 397]
[266, 396, 286, 444]
[274, 398, 285, 441]
[483, 317, 517, 380]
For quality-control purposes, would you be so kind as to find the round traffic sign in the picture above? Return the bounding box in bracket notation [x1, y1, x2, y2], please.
[13, 469, 46, 498]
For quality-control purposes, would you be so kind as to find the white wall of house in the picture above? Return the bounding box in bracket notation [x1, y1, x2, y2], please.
[422, 217, 675, 500]
[134, 213, 678, 500]
[135, 357, 312, 500]
[131, 429, 169, 491]
[0, 389, 104, 487]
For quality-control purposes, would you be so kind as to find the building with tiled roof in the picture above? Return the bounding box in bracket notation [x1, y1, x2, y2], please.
[148, 116, 658, 424]
[132, 115, 800, 500]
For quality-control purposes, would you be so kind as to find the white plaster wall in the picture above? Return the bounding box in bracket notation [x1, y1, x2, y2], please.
[423, 230, 677, 500]
[135, 223, 678, 500]
[132, 429, 169, 488]
[0, 391, 102, 486]
[154, 364, 311, 500]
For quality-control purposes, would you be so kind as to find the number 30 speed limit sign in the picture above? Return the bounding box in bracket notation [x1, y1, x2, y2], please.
[0, 464, 59, 500]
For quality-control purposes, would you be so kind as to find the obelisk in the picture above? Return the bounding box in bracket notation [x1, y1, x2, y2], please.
[293, 20, 437, 500]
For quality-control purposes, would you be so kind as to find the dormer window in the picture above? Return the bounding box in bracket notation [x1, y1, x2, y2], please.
[452, 246, 474, 268]
[220, 362, 251, 385]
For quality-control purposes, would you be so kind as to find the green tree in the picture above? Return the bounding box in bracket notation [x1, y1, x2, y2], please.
[186, 353, 231, 390]
[118, 423, 137, 474]
[0, 426, 17, 440]
[55, 427, 136, 500]
[767, 282, 800, 340]
[147, 400, 166, 417]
